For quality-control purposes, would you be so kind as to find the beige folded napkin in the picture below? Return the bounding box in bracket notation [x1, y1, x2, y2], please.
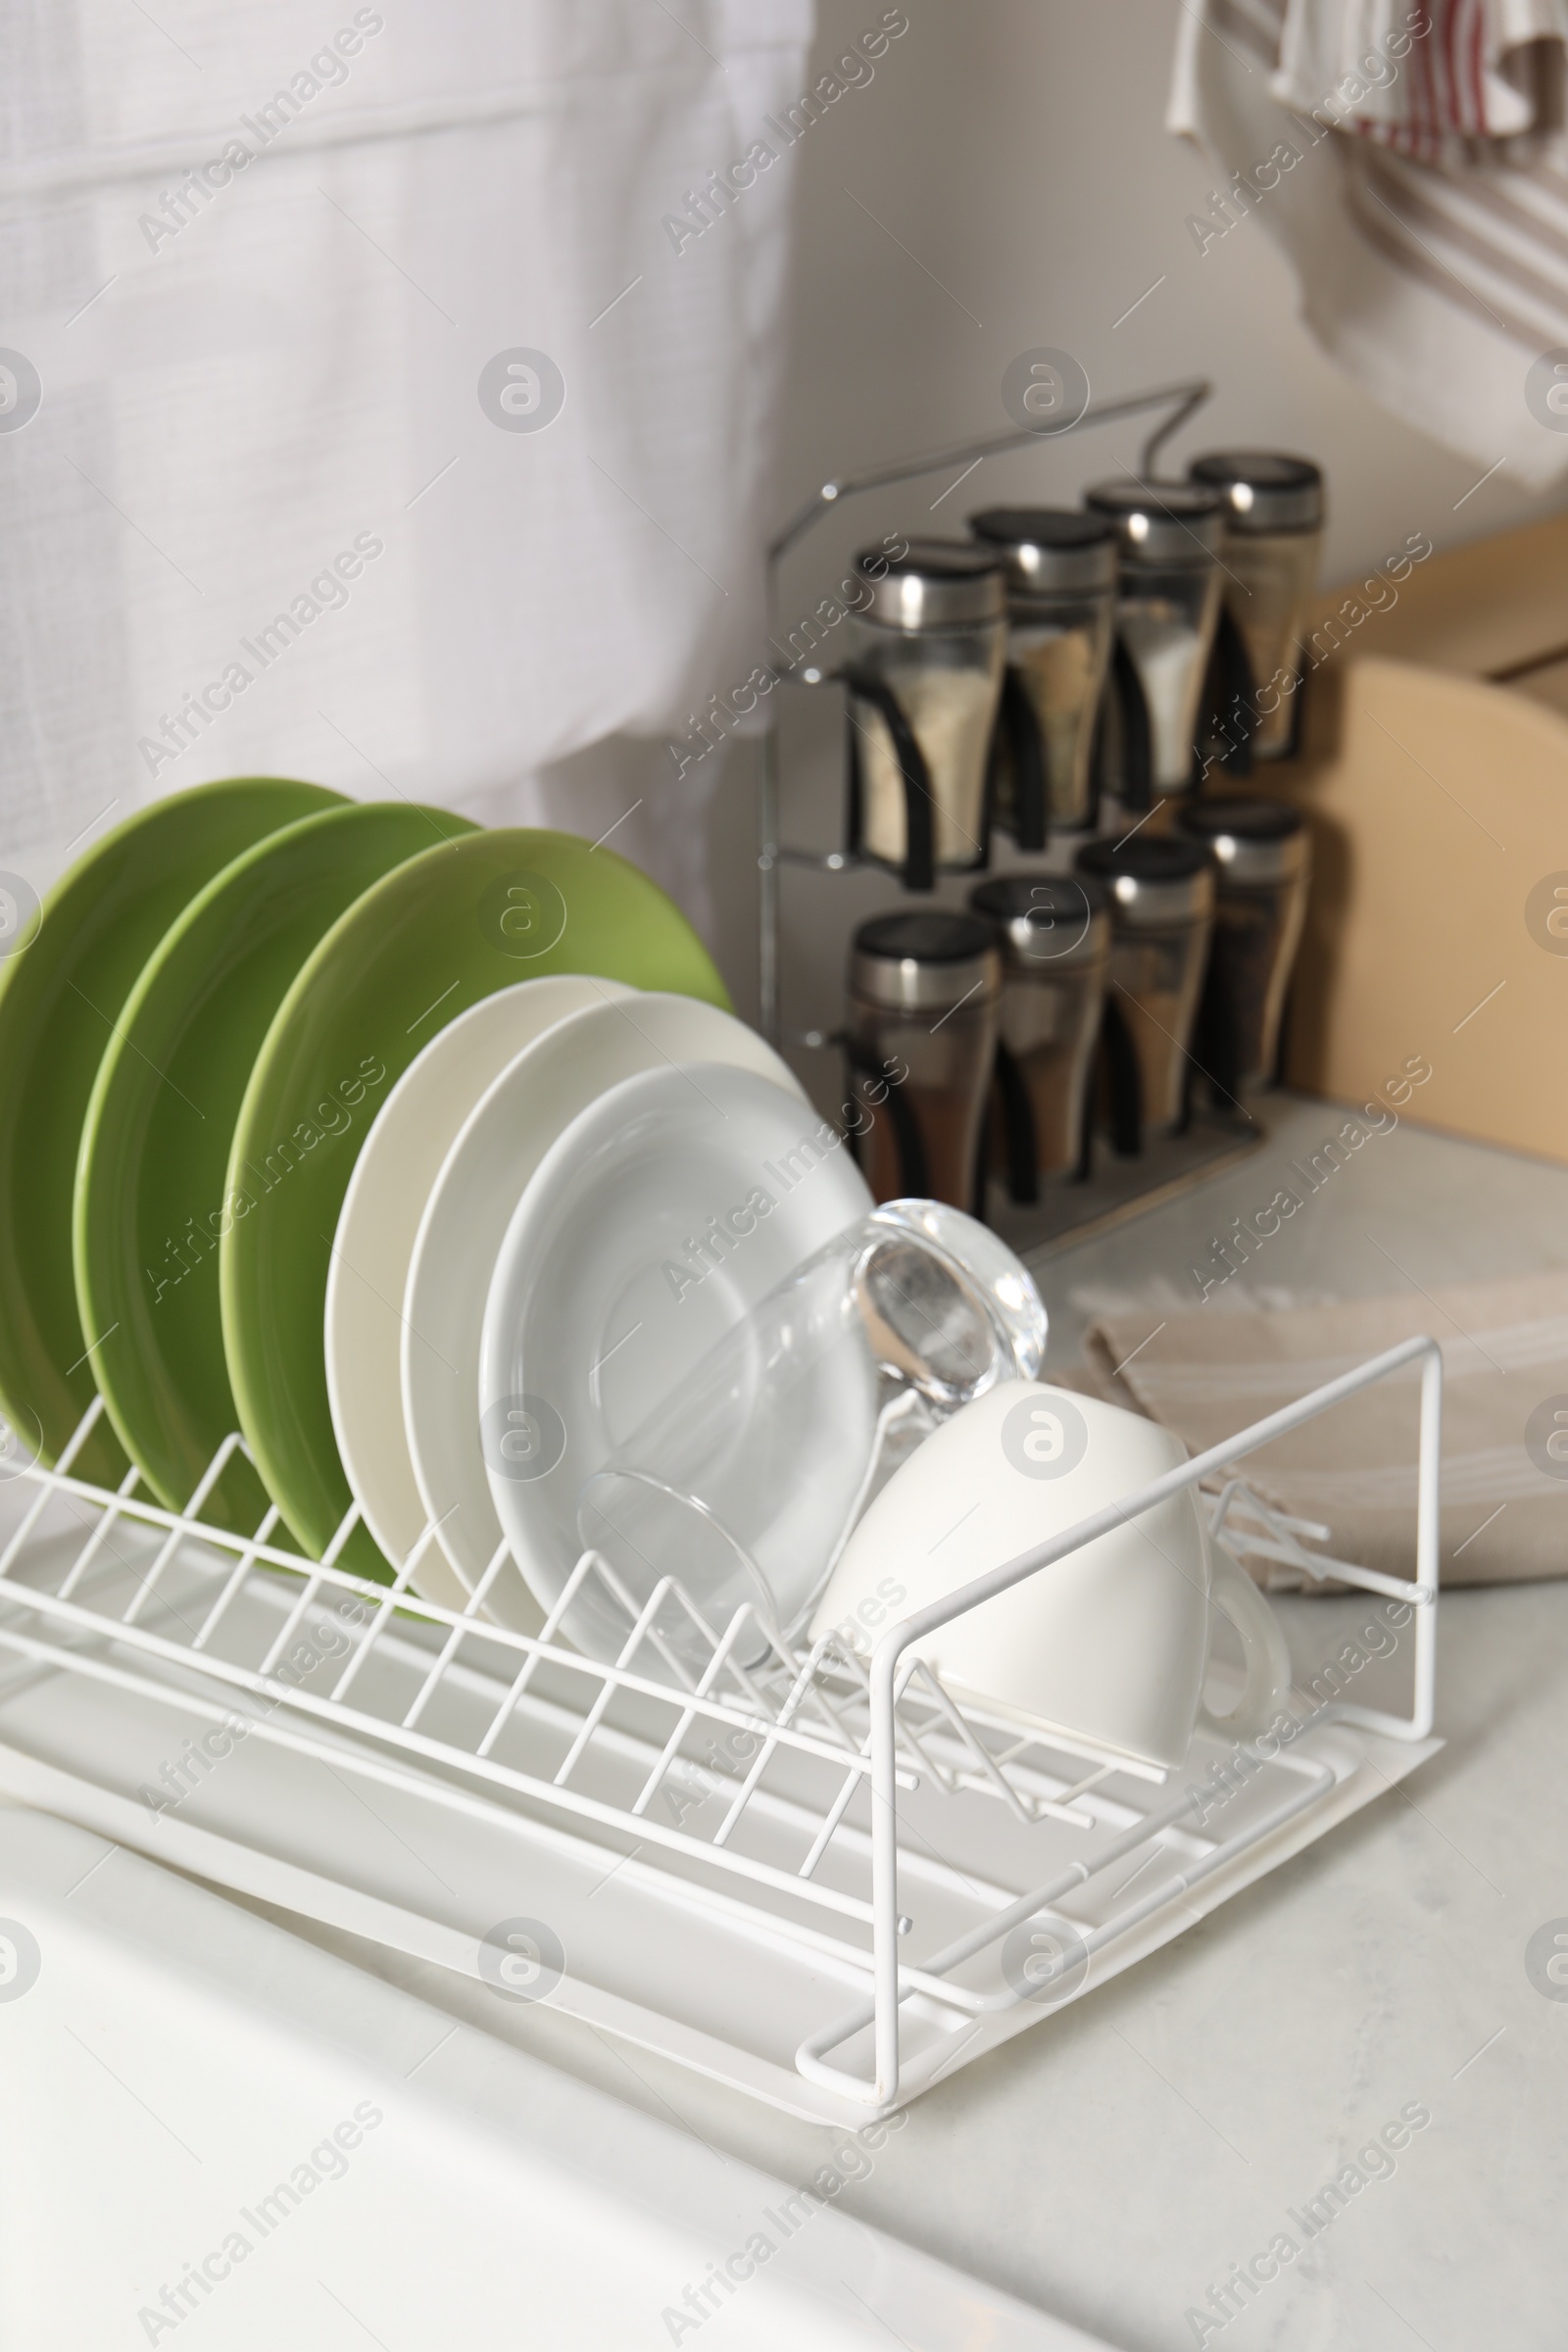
[1077, 1273, 1568, 1589]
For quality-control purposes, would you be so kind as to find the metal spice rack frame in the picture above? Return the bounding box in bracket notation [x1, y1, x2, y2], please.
[0, 1329, 1438, 2117]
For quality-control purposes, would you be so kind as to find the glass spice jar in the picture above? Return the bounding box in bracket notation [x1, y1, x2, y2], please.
[1083, 480, 1228, 800]
[966, 508, 1119, 841]
[1075, 835, 1215, 1136]
[1176, 796, 1311, 1090]
[1188, 452, 1324, 762]
[843, 541, 1007, 888]
[845, 910, 1001, 1208]
[968, 874, 1110, 1195]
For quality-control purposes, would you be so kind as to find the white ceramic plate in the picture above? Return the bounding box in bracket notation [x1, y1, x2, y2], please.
[324, 975, 633, 1596]
[478, 1060, 873, 1653]
[403, 996, 808, 1619]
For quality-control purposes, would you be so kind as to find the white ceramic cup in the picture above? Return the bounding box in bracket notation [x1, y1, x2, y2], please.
[808, 1378, 1293, 1771]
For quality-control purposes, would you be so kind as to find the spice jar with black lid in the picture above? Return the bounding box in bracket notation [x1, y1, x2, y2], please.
[1176, 795, 1310, 1093]
[842, 541, 1007, 890]
[1188, 452, 1323, 762]
[1083, 480, 1228, 801]
[1075, 834, 1215, 1139]
[968, 874, 1110, 1197]
[845, 910, 1001, 1207]
[967, 509, 1120, 841]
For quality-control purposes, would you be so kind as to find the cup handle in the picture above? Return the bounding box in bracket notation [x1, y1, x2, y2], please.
[1198, 1544, 1294, 1742]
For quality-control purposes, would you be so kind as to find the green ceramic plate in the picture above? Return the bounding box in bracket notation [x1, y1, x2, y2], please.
[74, 801, 471, 1532]
[221, 827, 731, 1580]
[0, 777, 344, 1487]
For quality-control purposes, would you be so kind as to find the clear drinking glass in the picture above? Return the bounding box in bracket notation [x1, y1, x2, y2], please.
[573, 1201, 1047, 1671]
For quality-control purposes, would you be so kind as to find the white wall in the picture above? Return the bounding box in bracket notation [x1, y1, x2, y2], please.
[702, 0, 1568, 1060]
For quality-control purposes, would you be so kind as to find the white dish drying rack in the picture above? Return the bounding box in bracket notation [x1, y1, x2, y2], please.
[0, 1339, 1441, 2126]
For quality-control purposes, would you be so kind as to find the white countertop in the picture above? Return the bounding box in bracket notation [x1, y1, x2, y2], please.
[8, 1099, 1567, 2350]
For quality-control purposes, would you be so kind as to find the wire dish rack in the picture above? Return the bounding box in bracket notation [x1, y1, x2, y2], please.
[0, 1339, 1441, 2125]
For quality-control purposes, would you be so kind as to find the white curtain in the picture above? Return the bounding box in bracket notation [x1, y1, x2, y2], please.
[0, 0, 815, 928]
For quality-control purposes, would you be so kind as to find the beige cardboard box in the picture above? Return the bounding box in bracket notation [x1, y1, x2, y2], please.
[1246, 514, 1568, 1165]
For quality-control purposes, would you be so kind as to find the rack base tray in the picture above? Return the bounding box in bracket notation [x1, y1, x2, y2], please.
[0, 1625, 1439, 2128]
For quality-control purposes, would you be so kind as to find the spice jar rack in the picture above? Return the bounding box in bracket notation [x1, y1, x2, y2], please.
[758, 376, 1276, 1246]
[758, 373, 1218, 1049]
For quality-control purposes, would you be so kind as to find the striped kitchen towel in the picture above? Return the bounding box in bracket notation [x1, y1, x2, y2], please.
[1276, 0, 1568, 158]
[1079, 1271, 1568, 1586]
[1168, 0, 1568, 485]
